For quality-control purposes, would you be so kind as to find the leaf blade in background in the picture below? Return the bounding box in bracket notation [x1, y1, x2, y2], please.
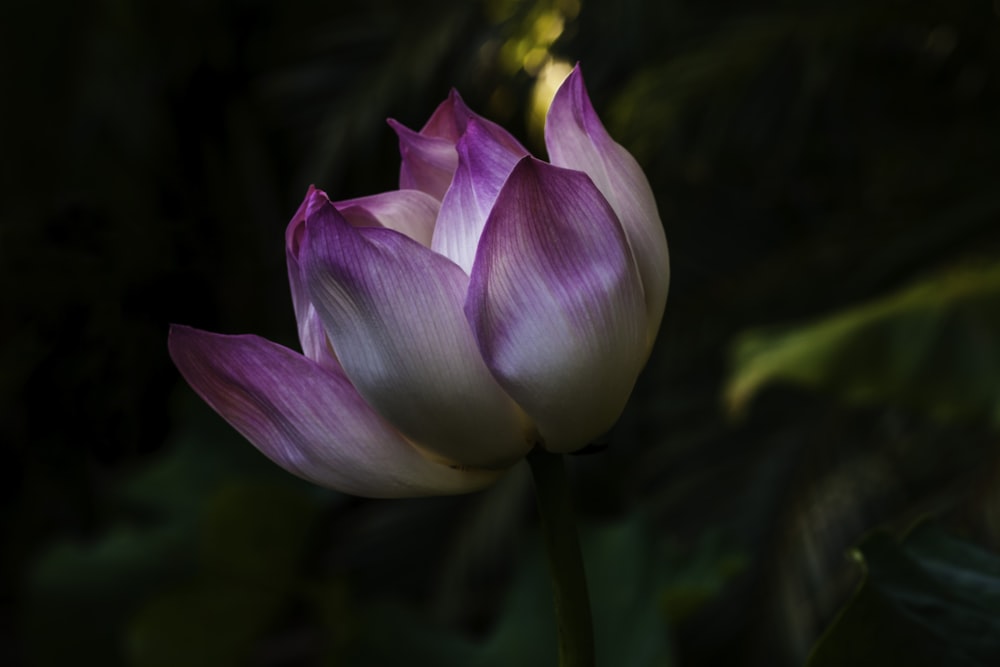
[806, 521, 1000, 667]
[726, 262, 1000, 425]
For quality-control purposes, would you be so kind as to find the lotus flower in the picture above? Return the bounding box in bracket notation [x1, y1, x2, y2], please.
[168, 66, 669, 498]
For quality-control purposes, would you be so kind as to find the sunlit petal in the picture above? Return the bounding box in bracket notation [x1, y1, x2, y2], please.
[301, 197, 533, 468]
[466, 157, 647, 452]
[545, 65, 670, 348]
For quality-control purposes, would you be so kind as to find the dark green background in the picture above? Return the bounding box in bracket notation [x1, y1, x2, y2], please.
[3, 0, 999, 664]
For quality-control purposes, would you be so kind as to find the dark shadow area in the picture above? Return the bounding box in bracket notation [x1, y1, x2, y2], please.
[3, 0, 999, 664]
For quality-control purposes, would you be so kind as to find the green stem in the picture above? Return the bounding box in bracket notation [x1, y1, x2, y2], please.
[526, 447, 595, 667]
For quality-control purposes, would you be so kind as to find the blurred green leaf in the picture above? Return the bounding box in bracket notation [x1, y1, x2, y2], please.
[346, 601, 483, 667]
[200, 481, 320, 586]
[726, 262, 1000, 425]
[485, 514, 679, 666]
[22, 403, 327, 666]
[126, 580, 283, 667]
[586, 516, 675, 667]
[22, 521, 195, 666]
[807, 522, 1000, 666]
[660, 531, 748, 623]
[346, 513, 676, 667]
[123, 469, 326, 665]
[609, 16, 798, 162]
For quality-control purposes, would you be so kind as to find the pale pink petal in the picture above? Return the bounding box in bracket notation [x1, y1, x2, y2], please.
[334, 189, 440, 248]
[545, 65, 670, 348]
[301, 197, 533, 468]
[419, 89, 468, 142]
[431, 118, 529, 274]
[168, 325, 501, 498]
[466, 157, 647, 453]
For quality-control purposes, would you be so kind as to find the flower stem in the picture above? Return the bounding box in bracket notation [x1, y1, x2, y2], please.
[526, 446, 595, 667]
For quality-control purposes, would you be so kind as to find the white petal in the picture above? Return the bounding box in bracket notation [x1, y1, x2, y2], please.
[334, 189, 440, 247]
[301, 197, 534, 468]
[431, 118, 528, 274]
[466, 157, 647, 452]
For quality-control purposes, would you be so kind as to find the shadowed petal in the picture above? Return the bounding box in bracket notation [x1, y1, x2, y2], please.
[301, 198, 533, 468]
[334, 189, 440, 248]
[285, 186, 339, 369]
[388, 120, 459, 201]
[545, 65, 670, 348]
[431, 118, 529, 275]
[388, 90, 472, 199]
[466, 157, 647, 453]
[168, 325, 501, 497]
[419, 88, 468, 141]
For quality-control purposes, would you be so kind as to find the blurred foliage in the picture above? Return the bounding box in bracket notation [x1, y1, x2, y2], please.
[807, 521, 1000, 667]
[3, 0, 1000, 664]
[21, 401, 331, 665]
[727, 261, 1000, 424]
[347, 514, 689, 666]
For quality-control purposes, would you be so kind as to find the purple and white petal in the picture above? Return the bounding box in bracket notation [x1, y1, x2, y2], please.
[168, 326, 501, 497]
[545, 65, 670, 348]
[387, 91, 471, 199]
[466, 157, 647, 453]
[285, 187, 339, 370]
[389, 119, 459, 201]
[390, 90, 530, 202]
[432, 119, 529, 275]
[301, 197, 533, 468]
[334, 189, 440, 248]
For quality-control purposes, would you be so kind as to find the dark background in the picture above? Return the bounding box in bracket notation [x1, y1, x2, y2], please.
[3, 0, 1000, 665]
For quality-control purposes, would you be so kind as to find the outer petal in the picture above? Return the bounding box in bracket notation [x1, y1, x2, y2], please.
[334, 189, 440, 248]
[545, 65, 670, 349]
[301, 197, 533, 468]
[431, 118, 528, 275]
[285, 186, 339, 369]
[466, 157, 647, 453]
[168, 325, 500, 498]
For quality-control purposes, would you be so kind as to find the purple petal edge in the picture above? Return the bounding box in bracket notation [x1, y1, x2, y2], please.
[168, 324, 501, 497]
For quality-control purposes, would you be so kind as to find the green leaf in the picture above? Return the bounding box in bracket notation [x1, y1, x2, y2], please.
[346, 514, 677, 667]
[126, 580, 284, 667]
[346, 601, 483, 667]
[807, 521, 1000, 667]
[726, 262, 1000, 425]
[659, 531, 747, 624]
[586, 517, 675, 667]
[21, 400, 328, 666]
[22, 521, 196, 667]
[200, 481, 321, 587]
